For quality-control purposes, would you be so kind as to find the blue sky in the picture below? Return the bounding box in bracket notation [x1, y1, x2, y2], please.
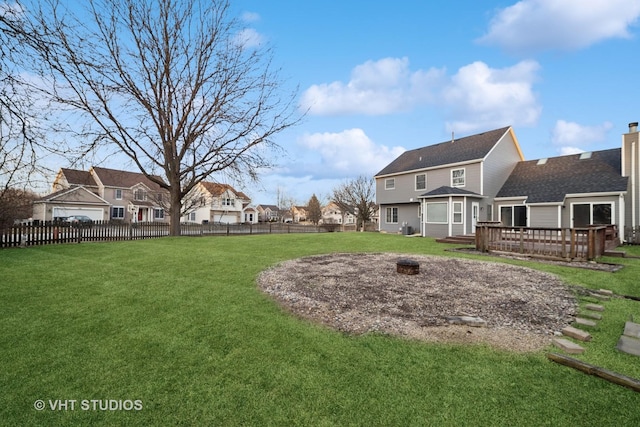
[226, 0, 640, 205]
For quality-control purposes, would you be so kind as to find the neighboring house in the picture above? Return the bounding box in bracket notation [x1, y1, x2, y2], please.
[257, 204, 280, 222]
[291, 206, 308, 223]
[321, 202, 356, 225]
[375, 126, 523, 237]
[182, 182, 253, 224]
[243, 205, 258, 224]
[376, 122, 640, 240]
[34, 166, 169, 223]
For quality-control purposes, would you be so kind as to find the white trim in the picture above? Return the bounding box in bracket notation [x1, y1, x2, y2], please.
[452, 201, 463, 224]
[569, 201, 615, 228]
[557, 205, 562, 228]
[384, 178, 396, 190]
[414, 173, 427, 191]
[451, 168, 466, 188]
[425, 202, 448, 225]
[565, 191, 626, 199]
[494, 196, 528, 203]
[375, 159, 481, 179]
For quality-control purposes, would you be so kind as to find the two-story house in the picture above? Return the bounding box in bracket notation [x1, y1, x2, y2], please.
[182, 182, 254, 224]
[375, 126, 522, 237]
[321, 201, 356, 225]
[34, 166, 169, 223]
[257, 205, 280, 222]
[376, 122, 640, 240]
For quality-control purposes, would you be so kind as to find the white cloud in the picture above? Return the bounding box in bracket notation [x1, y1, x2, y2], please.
[298, 128, 405, 177]
[551, 120, 613, 150]
[441, 60, 542, 133]
[478, 0, 640, 53]
[234, 28, 265, 48]
[241, 12, 261, 23]
[300, 57, 541, 134]
[300, 57, 445, 116]
[559, 146, 585, 156]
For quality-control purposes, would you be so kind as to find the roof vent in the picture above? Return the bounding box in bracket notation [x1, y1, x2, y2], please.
[630, 122, 639, 133]
[536, 158, 547, 165]
[579, 152, 592, 160]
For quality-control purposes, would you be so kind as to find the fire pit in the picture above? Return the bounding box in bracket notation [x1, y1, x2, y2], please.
[396, 258, 419, 275]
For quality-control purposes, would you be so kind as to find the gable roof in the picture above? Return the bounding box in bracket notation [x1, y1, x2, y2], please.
[199, 182, 249, 200]
[60, 168, 97, 187]
[375, 126, 512, 177]
[419, 186, 483, 199]
[496, 148, 628, 203]
[91, 166, 166, 191]
[35, 185, 109, 205]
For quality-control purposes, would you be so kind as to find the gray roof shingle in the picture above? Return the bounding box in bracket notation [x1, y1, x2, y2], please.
[375, 126, 511, 177]
[496, 148, 628, 203]
[419, 186, 482, 198]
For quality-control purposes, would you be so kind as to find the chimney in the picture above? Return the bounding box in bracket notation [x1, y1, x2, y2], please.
[630, 122, 639, 133]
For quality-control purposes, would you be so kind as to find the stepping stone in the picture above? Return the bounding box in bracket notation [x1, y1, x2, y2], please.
[575, 318, 597, 327]
[623, 322, 640, 339]
[446, 316, 487, 327]
[581, 312, 602, 320]
[596, 289, 613, 296]
[553, 338, 585, 354]
[585, 303, 605, 312]
[589, 293, 610, 301]
[616, 336, 640, 357]
[562, 326, 592, 342]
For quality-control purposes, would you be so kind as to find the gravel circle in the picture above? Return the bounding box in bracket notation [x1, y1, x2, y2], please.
[258, 253, 579, 352]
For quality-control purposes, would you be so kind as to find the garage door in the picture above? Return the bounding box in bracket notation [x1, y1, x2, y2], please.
[53, 207, 104, 221]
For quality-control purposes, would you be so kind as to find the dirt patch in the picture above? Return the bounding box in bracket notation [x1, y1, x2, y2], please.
[258, 253, 579, 352]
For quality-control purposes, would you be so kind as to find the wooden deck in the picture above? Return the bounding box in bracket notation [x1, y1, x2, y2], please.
[475, 223, 619, 261]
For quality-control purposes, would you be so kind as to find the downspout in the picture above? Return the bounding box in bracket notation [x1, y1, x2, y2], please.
[448, 196, 453, 237]
[619, 194, 625, 242]
[633, 141, 636, 229]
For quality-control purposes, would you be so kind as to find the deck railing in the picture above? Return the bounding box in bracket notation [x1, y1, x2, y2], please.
[475, 223, 618, 261]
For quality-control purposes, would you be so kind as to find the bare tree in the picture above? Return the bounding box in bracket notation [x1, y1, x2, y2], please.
[307, 194, 322, 225]
[0, 3, 50, 196]
[24, 0, 299, 235]
[332, 175, 376, 231]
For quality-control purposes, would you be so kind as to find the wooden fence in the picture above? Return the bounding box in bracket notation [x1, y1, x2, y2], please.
[0, 221, 340, 249]
[475, 223, 619, 261]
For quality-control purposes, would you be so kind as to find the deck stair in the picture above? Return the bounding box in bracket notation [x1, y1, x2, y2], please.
[436, 234, 475, 245]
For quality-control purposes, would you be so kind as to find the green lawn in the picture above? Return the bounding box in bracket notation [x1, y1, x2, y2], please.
[1, 233, 639, 426]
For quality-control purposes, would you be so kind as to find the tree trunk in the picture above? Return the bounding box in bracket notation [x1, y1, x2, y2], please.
[169, 187, 182, 236]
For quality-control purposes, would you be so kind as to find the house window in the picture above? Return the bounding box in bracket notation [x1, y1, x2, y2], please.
[573, 203, 612, 227]
[114, 189, 123, 200]
[426, 202, 448, 224]
[112, 206, 125, 219]
[451, 168, 465, 187]
[385, 207, 398, 223]
[452, 202, 463, 224]
[154, 208, 164, 220]
[385, 178, 395, 190]
[134, 189, 147, 201]
[500, 205, 527, 227]
[222, 198, 235, 206]
[415, 174, 426, 191]
[186, 212, 196, 221]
